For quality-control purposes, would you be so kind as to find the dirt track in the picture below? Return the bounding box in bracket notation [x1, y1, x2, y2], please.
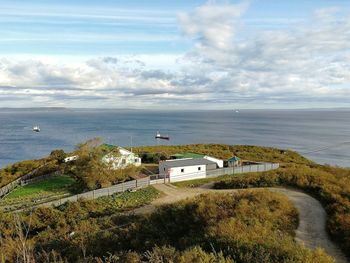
[130, 184, 348, 263]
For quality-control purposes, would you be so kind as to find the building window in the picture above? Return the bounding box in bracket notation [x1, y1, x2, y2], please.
[181, 168, 184, 173]
[198, 167, 201, 171]
[164, 168, 166, 171]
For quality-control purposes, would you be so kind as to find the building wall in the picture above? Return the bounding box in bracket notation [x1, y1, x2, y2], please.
[159, 163, 207, 182]
[103, 152, 141, 169]
[204, 156, 224, 168]
[169, 164, 207, 182]
[206, 163, 218, 171]
[228, 160, 242, 167]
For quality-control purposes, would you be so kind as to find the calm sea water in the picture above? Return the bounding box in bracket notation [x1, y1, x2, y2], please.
[0, 108, 349, 168]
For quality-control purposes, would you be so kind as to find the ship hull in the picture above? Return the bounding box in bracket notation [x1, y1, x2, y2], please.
[155, 136, 169, 140]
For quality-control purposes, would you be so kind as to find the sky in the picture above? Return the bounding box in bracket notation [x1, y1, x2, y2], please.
[0, 0, 349, 109]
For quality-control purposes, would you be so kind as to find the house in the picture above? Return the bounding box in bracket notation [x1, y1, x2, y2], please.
[102, 147, 141, 169]
[228, 156, 242, 167]
[159, 158, 217, 182]
[64, 155, 78, 163]
[170, 152, 223, 168]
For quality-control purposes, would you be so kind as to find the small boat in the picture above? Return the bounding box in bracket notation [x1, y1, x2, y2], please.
[155, 131, 169, 140]
[32, 126, 40, 132]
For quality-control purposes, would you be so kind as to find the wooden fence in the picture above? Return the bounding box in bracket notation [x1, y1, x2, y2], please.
[0, 165, 57, 198]
[40, 177, 151, 208]
[4, 162, 279, 212]
[206, 162, 280, 178]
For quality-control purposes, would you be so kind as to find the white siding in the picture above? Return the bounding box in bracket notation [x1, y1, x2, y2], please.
[204, 156, 223, 168]
[168, 164, 207, 182]
[102, 147, 141, 169]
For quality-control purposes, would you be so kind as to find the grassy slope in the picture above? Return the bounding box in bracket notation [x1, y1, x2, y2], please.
[0, 159, 47, 188]
[143, 144, 350, 259]
[134, 144, 312, 164]
[70, 186, 161, 217]
[72, 190, 333, 262]
[5, 175, 76, 199]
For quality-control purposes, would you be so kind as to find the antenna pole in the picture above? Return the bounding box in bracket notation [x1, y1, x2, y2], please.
[130, 135, 133, 153]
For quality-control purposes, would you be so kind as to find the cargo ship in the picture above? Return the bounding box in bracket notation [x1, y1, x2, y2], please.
[155, 131, 169, 140]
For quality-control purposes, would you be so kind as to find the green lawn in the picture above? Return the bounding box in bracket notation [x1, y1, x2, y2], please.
[5, 175, 76, 199]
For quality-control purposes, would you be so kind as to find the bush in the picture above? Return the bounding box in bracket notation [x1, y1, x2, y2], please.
[0, 159, 48, 188]
[85, 191, 331, 263]
[214, 164, 350, 258]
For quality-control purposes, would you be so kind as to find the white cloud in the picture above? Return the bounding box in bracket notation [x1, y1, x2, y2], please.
[178, 1, 249, 65]
[0, 2, 349, 109]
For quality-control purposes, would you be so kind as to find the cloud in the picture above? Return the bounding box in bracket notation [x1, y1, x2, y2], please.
[0, 2, 349, 109]
[177, 3, 350, 107]
[178, 1, 249, 65]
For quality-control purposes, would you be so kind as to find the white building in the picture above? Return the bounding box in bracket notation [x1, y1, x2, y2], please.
[203, 156, 224, 168]
[159, 158, 217, 182]
[64, 155, 78, 163]
[102, 147, 141, 169]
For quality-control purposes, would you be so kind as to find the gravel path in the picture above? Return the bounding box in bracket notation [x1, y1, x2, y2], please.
[129, 184, 348, 263]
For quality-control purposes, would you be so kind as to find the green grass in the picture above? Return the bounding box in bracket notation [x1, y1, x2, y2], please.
[172, 174, 240, 188]
[5, 175, 76, 199]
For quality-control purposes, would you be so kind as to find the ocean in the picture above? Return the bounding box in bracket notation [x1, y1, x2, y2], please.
[0, 108, 349, 168]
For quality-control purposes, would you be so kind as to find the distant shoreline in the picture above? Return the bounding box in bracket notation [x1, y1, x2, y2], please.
[0, 107, 350, 112]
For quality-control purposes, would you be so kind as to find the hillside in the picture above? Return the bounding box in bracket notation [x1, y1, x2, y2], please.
[0, 143, 349, 262]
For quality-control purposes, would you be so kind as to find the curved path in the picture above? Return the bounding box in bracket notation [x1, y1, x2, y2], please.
[130, 184, 347, 263]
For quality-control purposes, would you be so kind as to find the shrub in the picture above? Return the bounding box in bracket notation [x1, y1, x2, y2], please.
[214, 164, 350, 258]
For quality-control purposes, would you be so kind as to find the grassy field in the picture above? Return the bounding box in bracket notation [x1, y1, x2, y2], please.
[5, 175, 76, 199]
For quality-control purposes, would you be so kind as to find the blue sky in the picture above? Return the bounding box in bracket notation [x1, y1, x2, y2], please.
[0, 0, 349, 108]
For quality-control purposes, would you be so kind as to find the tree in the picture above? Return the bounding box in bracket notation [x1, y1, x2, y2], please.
[49, 150, 66, 164]
[71, 138, 127, 189]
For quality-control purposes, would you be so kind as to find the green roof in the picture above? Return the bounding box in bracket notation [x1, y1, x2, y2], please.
[101, 144, 117, 150]
[171, 152, 205, 159]
[228, 156, 241, 161]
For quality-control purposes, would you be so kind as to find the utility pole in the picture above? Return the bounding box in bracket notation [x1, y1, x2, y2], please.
[130, 135, 133, 153]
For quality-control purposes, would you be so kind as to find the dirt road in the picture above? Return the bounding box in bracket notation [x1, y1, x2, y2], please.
[130, 184, 348, 263]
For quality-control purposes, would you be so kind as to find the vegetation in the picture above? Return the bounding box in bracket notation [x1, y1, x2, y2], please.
[0, 142, 348, 262]
[0, 159, 46, 188]
[173, 174, 234, 188]
[213, 165, 350, 258]
[0, 186, 161, 262]
[65, 138, 142, 191]
[0, 190, 334, 262]
[63, 186, 161, 217]
[0, 148, 70, 189]
[138, 144, 350, 259]
[5, 175, 76, 199]
[134, 144, 312, 164]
